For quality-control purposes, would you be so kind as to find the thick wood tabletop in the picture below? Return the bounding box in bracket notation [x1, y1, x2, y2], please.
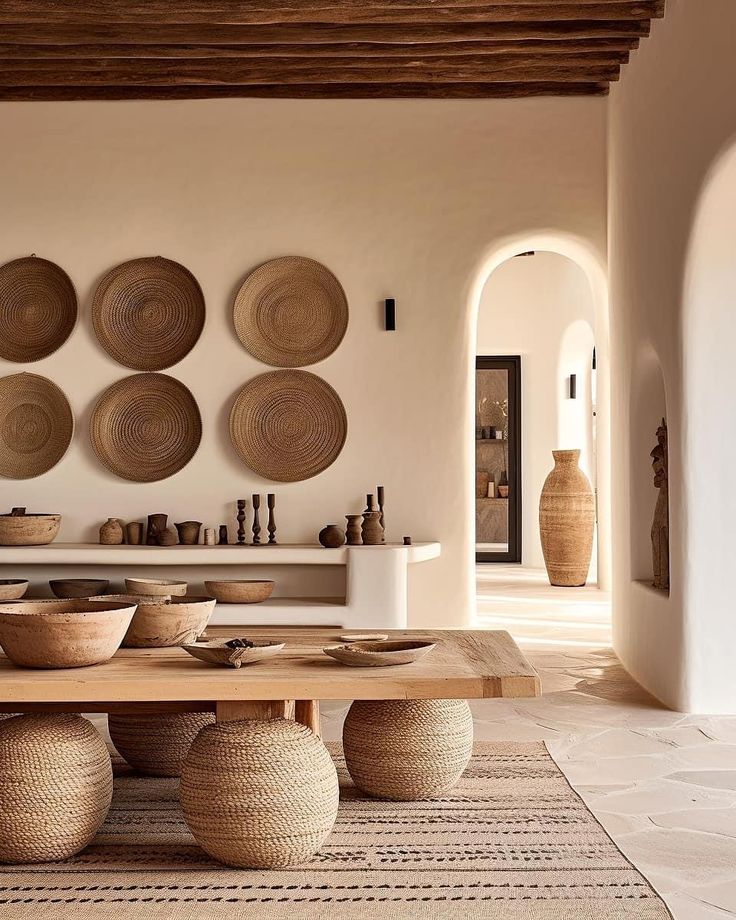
[0, 628, 540, 706]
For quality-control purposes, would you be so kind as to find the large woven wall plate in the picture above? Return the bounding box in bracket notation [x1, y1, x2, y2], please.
[92, 257, 205, 371]
[229, 370, 347, 482]
[0, 256, 77, 362]
[233, 257, 348, 367]
[0, 373, 74, 479]
[90, 374, 201, 483]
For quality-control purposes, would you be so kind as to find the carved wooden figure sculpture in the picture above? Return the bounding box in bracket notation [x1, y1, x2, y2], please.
[650, 418, 670, 591]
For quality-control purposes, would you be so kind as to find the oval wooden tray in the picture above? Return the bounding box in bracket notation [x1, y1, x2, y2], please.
[323, 639, 436, 668]
[182, 639, 285, 668]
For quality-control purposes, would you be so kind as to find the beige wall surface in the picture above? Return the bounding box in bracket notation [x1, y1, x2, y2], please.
[609, 0, 736, 711]
[0, 97, 607, 626]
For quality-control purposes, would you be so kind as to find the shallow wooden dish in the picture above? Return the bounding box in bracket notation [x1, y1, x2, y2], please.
[50, 578, 110, 599]
[323, 639, 436, 668]
[182, 638, 285, 668]
[0, 579, 29, 601]
[204, 579, 274, 604]
[111, 594, 215, 648]
[125, 577, 188, 597]
[0, 599, 136, 669]
[0, 512, 61, 546]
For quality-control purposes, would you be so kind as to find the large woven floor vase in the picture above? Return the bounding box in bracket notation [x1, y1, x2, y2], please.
[539, 449, 596, 587]
[343, 699, 474, 801]
[109, 712, 215, 777]
[0, 713, 112, 863]
[180, 718, 339, 868]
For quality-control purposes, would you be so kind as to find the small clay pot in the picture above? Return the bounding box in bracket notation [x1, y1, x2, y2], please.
[361, 511, 384, 546]
[157, 527, 178, 546]
[99, 518, 124, 545]
[126, 522, 144, 545]
[319, 524, 345, 549]
[175, 521, 202, 545]
[146, 513, 167, 546]
[345, 514, 362, 546]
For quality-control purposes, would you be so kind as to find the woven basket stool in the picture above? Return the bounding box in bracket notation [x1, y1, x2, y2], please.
[108, 711, 215, 777]
[0, 713, 112, 864]
[180, 718, 339, 868]
[343, 699, 474, 800]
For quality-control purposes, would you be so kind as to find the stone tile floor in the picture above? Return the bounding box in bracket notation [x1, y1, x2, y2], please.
[322, 566, 736, 920]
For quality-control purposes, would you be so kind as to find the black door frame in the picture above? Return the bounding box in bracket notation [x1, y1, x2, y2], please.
[475, 355, 522, 564]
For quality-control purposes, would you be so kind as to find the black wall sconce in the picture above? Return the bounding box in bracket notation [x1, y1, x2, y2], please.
[569, 374, 577, 399]
[384, 298, 396, 331]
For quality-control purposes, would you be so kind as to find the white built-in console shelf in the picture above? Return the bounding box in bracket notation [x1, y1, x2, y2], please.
[0, 542, 441, 630]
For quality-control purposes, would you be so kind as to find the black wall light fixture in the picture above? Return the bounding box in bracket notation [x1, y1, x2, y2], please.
[569, 373, 577, 399]
[385, 298, 396, 331]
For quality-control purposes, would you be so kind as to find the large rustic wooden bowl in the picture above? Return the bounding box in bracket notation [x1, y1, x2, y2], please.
[97, 594, 215, 648]
[0, 599, 136, 669]
[182, 638, 284, 668]
[204, 580, 274, 604]
[0, 513, 61, 546]
[50, 578, 110, 599]
[0, 580, 29, 601]
[323, 640, 436, 668]
[125, 577, 187, 597]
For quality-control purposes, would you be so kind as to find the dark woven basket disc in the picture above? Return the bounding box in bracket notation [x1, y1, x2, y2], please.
[233, 257, 348, 367]
[92, 257, 205, 371]
[0, 257, 77, 362]
[0, 373, 74, 479]
[90, 373, 201, 483]
[229, 370, 347, 482]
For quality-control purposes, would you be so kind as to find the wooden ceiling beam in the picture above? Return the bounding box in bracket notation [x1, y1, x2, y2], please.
[0, 59, 622, 86]
[0, 1, 663, 25]
[0, 39, 639, 60]
[0, 22, 651, 47]
[0, 81, 611, 101]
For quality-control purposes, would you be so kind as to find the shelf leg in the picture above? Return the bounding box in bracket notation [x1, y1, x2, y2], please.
[294, 700, 320, 737]
[215, 700, 293, 722]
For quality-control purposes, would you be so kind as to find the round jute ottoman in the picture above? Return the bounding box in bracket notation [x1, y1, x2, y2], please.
[180, 718, 339, 868]
[109, 711, 215, 777]
[0, 713, 113, 863]
[343, 699, 474, 800]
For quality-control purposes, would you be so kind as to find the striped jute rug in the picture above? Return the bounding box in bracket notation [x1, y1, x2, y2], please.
[0, 742, 670, 920]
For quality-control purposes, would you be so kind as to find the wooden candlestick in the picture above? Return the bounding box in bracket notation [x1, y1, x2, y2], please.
[377, 485, 385, 533]
[236, 499, 247, 546]
[252, 494, 261, 545]
[267, 493, 277, 544]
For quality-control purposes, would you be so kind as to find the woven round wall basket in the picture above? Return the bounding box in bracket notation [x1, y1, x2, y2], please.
[0, 256, 77, 362]
[0, 713, 113, 864]
[90, 373, 201, 482]
[229, 370, 347, 482]
[0, 373, 74, 479]
[92, 257, 205, 371]
[233, 256, 348, 367]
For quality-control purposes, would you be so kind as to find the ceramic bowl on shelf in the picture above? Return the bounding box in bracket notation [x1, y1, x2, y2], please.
[95, 594, 215, 648]
[0, 579, 29, 601]
[125, 577, 188, 597]
[204, 580, 274, 604]
[0, 599, 136, 669]
[0, 511, 61, 546]
[323, 639, 436, 668]
[50, 578, 110, 599]
[182, 638, 284, 668]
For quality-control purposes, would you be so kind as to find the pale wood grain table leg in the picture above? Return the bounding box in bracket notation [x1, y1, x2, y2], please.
[294, 700, 320, 737]
[215, 700, 292, 722]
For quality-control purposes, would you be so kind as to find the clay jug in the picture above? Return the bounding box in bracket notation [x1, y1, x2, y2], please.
[539, 450, 595, 587]
[361, 511, 384, 546]
[175, 521, 202, 545]
[99, 518, 124, 545]
[345, 514, 362, 546]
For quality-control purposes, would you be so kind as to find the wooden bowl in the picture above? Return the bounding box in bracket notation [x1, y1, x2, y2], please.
[0, 599, 136, 669]
[125, 577, 188, 597]
[0, 513, 61, 546]
[204, 580, 274, 604]
[182, 638, 284, 668]
[0, 580, 29, 601]
[114, 594, 215, 648]
[323, 640, 436, 668]
[50, 578, 110, 599]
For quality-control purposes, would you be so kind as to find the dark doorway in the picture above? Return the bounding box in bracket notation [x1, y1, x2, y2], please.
[475, 356, 522, 563]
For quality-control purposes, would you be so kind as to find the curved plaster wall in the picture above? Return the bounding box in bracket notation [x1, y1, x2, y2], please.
[0, 96, 608, 628]
[610, 0, 736, 711]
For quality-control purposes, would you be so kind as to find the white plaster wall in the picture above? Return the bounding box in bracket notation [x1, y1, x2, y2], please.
[0, 97, 607, 627]
[477, 253, 596, 568]
[609, 0, 736, 711]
